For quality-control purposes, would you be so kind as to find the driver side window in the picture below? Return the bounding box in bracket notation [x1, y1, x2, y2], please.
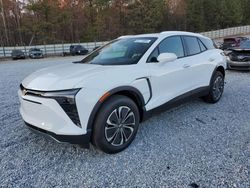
[147, 36, 184, 63]
[159, 36, 184, 58]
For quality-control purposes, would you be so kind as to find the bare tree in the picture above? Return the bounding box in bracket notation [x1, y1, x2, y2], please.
[0, 0, 9, 45]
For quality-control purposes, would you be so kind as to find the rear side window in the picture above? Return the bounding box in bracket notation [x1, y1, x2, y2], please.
[183, 36, 201, 55]
[198, 39, 207, 52]
[200, 37, 215, 49]
[159, 36, 184, 58]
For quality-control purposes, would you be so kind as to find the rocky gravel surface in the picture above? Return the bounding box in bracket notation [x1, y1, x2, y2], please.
[0, 57, 249, 187]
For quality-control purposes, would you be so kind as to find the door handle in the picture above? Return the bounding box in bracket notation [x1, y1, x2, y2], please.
[183, 64, 190, 68]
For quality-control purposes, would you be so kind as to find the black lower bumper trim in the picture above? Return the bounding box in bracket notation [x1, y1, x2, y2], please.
[25, 122, 91, 148]
[228, 66, 250, 71]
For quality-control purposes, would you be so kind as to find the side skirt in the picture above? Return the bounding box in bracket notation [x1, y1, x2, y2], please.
[142, 86, 210, 121]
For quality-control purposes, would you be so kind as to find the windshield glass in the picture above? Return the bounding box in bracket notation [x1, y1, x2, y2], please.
[80, 37, 157, 65]
[240, 40, 250, 49]
[30, 48, 40, 51]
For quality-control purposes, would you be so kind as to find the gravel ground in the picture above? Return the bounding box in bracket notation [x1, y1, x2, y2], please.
[0, 57, 249, 188]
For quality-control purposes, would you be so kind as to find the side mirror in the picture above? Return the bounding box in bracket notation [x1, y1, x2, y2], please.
[157, 53, 177, 63]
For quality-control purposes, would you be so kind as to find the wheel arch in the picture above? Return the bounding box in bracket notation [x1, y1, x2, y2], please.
[209, 65, 225, 86]
[216, 65, 225, 77]
[86, 86, 146, 139]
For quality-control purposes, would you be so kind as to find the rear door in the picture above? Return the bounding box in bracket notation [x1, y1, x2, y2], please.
[182, 36, 215, 88]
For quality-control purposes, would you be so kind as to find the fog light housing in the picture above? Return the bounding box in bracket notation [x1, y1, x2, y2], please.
[43, 89, 82, 128]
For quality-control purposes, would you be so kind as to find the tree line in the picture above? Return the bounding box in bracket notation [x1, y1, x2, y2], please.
[0, 0, 249, 46]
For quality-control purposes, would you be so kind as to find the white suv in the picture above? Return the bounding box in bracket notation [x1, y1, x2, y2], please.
[19, 31, 226, 153]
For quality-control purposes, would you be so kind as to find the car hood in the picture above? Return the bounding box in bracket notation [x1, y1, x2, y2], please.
[22, 63, 109, 90]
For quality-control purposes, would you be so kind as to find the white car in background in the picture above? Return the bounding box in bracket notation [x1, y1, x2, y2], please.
[19, 31, 227, 154]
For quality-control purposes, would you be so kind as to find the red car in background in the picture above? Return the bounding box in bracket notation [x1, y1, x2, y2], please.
[222, 37, 248, 50]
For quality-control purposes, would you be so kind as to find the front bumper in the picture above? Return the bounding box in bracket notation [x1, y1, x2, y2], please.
[18, 89, 91, 147]
[25, 122, 91, 147]
[227, 59, 250, 71]
[13, 55, 25, 59]
[30, 54, 43, 58]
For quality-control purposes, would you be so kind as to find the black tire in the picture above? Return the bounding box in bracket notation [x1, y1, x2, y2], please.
[203, 71, 224, 103]
[92, 95, 140, 154]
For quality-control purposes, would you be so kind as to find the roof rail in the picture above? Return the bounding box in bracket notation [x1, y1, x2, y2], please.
[118, 35, 135, 39]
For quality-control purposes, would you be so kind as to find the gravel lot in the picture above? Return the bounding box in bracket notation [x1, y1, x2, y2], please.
[0, 57, 249, 188]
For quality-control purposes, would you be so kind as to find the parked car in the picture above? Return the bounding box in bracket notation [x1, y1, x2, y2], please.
[226, 40, 250, 70]
[11, 50, 25, 60]
[19, 31, 227, 154]
[29, 48, 44, 59]
[222, 37, 248, 50]
[70, 45, 89, 55]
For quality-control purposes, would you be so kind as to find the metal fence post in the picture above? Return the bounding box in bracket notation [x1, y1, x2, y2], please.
[62, 42, 64, 55]
[53, 44, 56, 55]
[24, 46, 27, 56]
[3, 46, 6, 57]
[44, 44, 47, 56]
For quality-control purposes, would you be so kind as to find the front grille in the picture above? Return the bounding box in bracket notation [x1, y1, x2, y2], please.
[20, 84, 45, 97]
[229, 51, 250, 62]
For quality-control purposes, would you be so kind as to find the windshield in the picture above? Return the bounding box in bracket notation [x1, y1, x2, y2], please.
[12, 50, 23, 54]
[80, 37, 157, 65]
[240, 40, 250, 49]
[30, 48, 40, 52]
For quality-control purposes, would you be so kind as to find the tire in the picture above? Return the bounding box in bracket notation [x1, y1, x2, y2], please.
[92, 95, 140, 154]
[203, 71, 224, 103]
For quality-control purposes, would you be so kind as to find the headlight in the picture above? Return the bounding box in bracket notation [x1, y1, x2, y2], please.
[43, 89, 80, 101]
[228, 54, 238, 61]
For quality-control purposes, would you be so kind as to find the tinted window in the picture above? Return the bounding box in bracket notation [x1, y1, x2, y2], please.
[80, 37, 157, 65]
[198, 39, 207, 52]
[200, 37, 215, 49]
[159, 36, 184, 58]
[75, 45, 83, 49]
[184, 36, 201, 55]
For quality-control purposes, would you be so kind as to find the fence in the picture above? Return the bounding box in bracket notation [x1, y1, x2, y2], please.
[0, 41, 109, 58]
[200, 25, 250, 40]
[1, 25, 250, 58]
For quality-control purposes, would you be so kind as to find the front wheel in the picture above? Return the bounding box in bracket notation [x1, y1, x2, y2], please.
[92, 95, 140, 154]
[203, 71, 224, 103]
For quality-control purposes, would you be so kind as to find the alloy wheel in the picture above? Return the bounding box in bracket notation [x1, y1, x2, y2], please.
[105, 106, 135, 146]
[212, 76, 224, 101]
